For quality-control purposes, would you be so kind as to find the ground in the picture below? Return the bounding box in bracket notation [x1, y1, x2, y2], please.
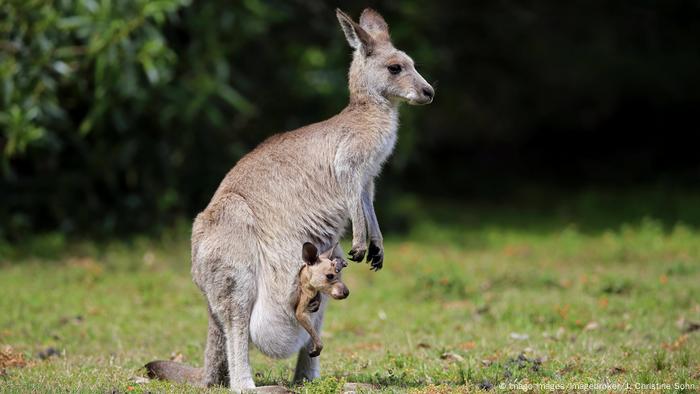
[1, 193, 700, 393]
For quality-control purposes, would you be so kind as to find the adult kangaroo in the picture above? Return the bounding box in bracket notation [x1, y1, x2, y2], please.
[145, 8, 434, 391]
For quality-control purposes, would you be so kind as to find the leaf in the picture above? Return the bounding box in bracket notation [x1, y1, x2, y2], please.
[662, 334, 689, 351]
[610, 366, 626, 375]
[0, 345, 26, 369]
[56, 16, 91, 30]
[457, 341, 476, 350]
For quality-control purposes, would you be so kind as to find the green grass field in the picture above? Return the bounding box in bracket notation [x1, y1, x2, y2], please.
[2, 193, 700, 393]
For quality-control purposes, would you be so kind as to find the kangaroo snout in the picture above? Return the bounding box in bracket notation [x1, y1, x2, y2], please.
[418, 84, 434, 105]
[407, 81, 434, 105]
[331, 283, 350, 299]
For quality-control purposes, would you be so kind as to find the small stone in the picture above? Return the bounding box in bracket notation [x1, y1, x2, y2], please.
[343, 383, 376, 393]
[131, 376, 150, 384]
[440, 352, 464, 362]
[676, 317, 700, 333]
[510, 332, 529, 340]
[254, 386, 292, 393]
[478, 380, 493, 390]
[37, 347, 60, 360]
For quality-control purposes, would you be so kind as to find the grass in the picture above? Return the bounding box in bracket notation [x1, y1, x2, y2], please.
[1, 194, 700, 393]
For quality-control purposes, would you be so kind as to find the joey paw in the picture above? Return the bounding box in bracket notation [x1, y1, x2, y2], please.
[306, 293, 321, 313]
[309, 345, 323, 358]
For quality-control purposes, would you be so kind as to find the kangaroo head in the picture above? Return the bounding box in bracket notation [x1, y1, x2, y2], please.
[301, 242, 349, 300]
[336, 8, 434, 106]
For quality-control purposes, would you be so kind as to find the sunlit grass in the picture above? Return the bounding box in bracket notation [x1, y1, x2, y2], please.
[1, 203, 699, 392]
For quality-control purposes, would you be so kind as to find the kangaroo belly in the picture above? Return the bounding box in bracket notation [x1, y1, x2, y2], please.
[249, 297, 310, 359]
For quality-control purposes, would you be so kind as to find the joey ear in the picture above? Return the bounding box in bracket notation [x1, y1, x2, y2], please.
[319, 242, 338, 260]
[336, 8, 375, 56]
[302, 242, 319, 265]
[359, 8, 390, 42]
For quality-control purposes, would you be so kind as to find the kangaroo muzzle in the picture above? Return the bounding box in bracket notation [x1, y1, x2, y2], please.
[414, 83, 434, 105]
[331, 282, 350, 299]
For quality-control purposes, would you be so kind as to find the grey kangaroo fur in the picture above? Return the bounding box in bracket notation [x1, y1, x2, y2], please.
[145, 8, 434, 392]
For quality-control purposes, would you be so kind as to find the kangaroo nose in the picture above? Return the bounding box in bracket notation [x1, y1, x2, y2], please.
[422, 86, 434, 99]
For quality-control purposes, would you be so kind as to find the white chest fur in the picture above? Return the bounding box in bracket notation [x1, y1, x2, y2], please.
[368, 114, 399, 178]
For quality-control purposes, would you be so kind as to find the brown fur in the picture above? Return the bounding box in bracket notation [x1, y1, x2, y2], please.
[294, 243, 349, 358]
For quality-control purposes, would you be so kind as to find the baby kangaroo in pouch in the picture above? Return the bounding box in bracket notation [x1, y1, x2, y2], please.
[295, 242, 349, 358]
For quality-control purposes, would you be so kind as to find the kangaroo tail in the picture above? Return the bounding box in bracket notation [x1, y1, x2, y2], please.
[144, 360, 205, 387]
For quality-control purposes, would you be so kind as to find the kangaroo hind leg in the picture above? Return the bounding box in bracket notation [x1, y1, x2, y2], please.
[203, 304, 229, 387]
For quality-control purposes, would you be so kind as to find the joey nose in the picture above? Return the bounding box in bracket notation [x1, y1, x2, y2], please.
[332, 285, 349, 299]
[422, 86, 434, 99]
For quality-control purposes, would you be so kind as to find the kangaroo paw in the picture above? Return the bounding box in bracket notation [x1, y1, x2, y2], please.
[306, 293, 321, 313]
[348, 247, 366, 262]
[367, 240, 384, 271]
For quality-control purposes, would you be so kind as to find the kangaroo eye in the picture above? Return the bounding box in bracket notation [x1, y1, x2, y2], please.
[325, 274, 335, 281]
[387, 64, 402, 75]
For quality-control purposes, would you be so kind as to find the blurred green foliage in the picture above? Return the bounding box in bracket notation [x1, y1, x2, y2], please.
[0, 0, 297, 237]
[1, 1, 699, 238]
[2, 0, 187, 157]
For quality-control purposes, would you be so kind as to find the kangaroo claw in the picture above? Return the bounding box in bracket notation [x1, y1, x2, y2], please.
[309, 347, 322, 357]
[367, 240, 383, 271]
[348, 247, 366, 262]
[369, 255, 383, 271]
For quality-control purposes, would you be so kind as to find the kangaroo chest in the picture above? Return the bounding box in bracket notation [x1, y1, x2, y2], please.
[365, 123, 398, 178]
[376, 130, 397, 168]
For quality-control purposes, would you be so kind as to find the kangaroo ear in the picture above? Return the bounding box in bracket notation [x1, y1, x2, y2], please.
[319, 243, 335, 260]
[359, 8, 390, 42]
[319, 242, 338, 259]
[302, 242, 319, 265]
[336, 8, 375, 56]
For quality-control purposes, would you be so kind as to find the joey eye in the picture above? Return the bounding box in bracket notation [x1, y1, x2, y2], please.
[326, 274, 335, 281]
[387, 64, 402, 75]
